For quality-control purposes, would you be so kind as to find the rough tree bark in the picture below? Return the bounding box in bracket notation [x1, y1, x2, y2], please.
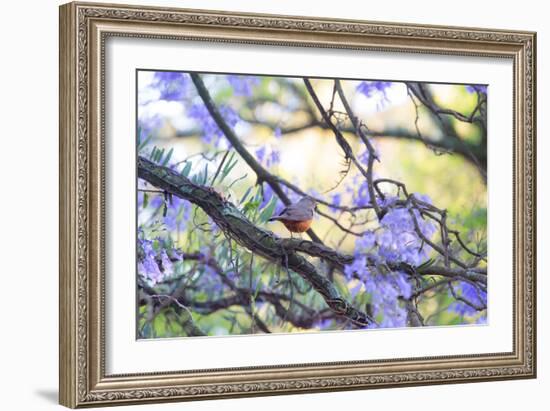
[138, 155, 377, 327]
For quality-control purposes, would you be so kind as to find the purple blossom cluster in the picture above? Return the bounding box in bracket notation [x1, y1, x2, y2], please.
[153, 71, 190, 101]
[187, 103, 239, 147]
[329, 193, 342, 211]
[227, 75, 261, 97]
[165, 196, 192, 232]
[377, 204, 437, 266]
[346, 176, 371, 207]
[255, 145, 281, 168]
[138, 115, 163, 140]
[343, 198, 437, 327]
[344, 247, 412, 328]
[137, 190, 192, 239]
[465, 84, 488, 94]
[449, 281, 488, 319]
[137, 236, 178, 286]
[357, 81, 392, 98]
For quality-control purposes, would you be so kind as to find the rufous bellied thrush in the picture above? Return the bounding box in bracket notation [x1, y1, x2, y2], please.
[268, 197, 317, 235]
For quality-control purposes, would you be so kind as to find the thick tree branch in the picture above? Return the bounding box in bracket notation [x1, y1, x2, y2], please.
[189, 72, 325, 243]
[138, 155, 376, 327]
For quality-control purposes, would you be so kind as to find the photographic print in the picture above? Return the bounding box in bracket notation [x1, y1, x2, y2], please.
[136, 70, 488, 339]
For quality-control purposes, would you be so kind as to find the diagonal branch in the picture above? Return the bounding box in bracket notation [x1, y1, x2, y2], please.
[189, 73, 325, 243]
[138, 155, 376, 327]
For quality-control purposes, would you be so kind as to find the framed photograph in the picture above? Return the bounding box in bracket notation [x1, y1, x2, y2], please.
[59, 1, 537, 408]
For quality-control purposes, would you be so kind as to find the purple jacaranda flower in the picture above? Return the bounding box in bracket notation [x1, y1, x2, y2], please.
[381, 207, 414, 232]
[344, 256, 369, 282]
[359, 267, 410, 328]
[153, 71, 189, 101]
[449, 282, 487, 317]
[187, 103, 239, 147]
[392, 271, 412, 299]
[450, 299, 476, 316]
[139, 254, 164, 285]
[138, 114, 163, 140]
[475, 313, 487, 325]
[148, 195, 163, 209]
[355, 231, 376, 254]
[199, 245, 213, 260]
[140, 237, 155, 260]
[329, 193, 342, 211]
[465, 84, 488, 94]
[226, 270, 238, 282]
[227, 75, 260, 97]
[357, 81, 392, 98]
[375, 206, 434, 266]
[255, 146, 267, 163]
[160, 250, 174, 276]
[377, 195, 399, 208]
[356, 181, 371, 207]
[314, 318, 334, 330]
[259, 183, 274, 209]
[268, 149, 280, 167]
[255, 145, 281, 168]
[163, 197, 192, 233]
[356, 81, 393, 110]
[358, 148, 370, 165]
[413, 193, 433, 205]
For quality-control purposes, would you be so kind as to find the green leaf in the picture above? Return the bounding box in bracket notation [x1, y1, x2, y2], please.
[253, 185, 263, 203]
[239, 186, 253, 204]
[161, 147, 174, 166]
[417, 258, 435, 270]
[258, 195, 278, 223]
[201, 164, 209, 185]
[143, 192, 149, 208]
[242, 200, 260, 214]
[180, 161, 192, 177]
[219, 153, 238, 184]
[211, 151, 232, 185]
[138, 134, 152, 152]
[155, 148, 165, 163]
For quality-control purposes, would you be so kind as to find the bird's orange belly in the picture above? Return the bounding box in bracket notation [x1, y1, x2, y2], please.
[281, 219, 312, 233]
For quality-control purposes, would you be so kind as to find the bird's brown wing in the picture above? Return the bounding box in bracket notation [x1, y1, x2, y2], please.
[277, 203, 313, 221]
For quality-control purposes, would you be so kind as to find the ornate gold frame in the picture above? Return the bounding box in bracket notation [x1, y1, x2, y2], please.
[59, 1, 536, 408]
